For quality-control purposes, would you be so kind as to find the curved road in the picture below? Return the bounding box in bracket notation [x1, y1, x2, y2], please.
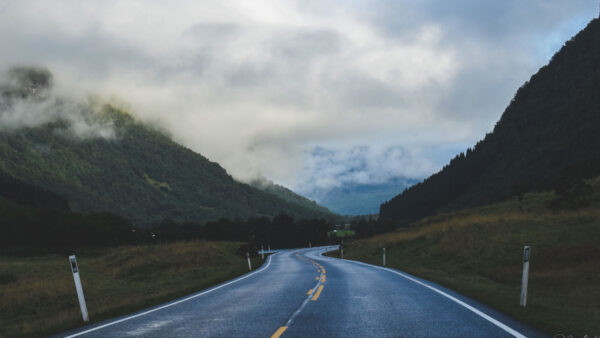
[58, 246, 544, 337]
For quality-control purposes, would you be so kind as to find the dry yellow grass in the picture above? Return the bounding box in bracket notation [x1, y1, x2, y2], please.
[367, 194, 600, 246]
[0, 240, 262, 337]
[343, 186, 600, 335]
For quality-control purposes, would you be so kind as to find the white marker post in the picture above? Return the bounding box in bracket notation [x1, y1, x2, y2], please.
[520, 246, 530, 307]
[246, 252, 252, 271]
[268, 244, 271, 252]
[382, 247, 386, 266]
[340, 245, 344, 259]
[261, 245, 265, 259]
[69, 255, 89, 322]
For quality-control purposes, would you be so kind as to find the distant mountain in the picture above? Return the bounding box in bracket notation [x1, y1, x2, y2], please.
[0, 67, 337, 226]
[249, 178, 334, 215]
[311, 178, 417, 215]
[380, 18, 600, 225]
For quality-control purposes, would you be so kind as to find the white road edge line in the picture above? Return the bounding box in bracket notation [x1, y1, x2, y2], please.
[323, 254, 527, 338]
[63, 254, 276, 338]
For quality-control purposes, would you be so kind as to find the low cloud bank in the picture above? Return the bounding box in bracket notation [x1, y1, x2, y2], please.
[296, 145, 436, 200]
[0, 66, 115, 139]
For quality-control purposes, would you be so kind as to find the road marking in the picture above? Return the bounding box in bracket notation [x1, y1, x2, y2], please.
[321, 268, 325, 273]
[307, 289, 313, 295]
[271, 326, 287, 338]
[281, 269, 322, 329]
[63, 254, 276, 338]
[311, 285, 324, 301]
[337, 258, 527, 338]
[321, 275, 326, 283]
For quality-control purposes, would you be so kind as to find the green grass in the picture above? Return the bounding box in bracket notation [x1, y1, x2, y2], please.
[339, 180, 600, 336]
[0, 241, 265, 337]
[328, 229, 355, 238]
[143, 172, 172, 191]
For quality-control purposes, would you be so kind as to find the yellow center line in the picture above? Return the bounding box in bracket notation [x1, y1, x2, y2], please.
[307, 289, 314, 295]
[271, 326, 288, 338]
[311, 285, 324, 301]
[321, 275, 326, 283]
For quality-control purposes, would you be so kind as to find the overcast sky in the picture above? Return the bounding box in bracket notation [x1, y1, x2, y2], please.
[0, 0, 597, 199]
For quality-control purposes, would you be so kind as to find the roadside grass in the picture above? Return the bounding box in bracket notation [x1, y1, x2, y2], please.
[339, 182, 600, 336]
[328, 230, 356, 238]
[0, 241, 265, 337]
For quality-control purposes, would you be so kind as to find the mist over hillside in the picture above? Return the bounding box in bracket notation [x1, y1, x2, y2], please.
[0, 66, 337, 226]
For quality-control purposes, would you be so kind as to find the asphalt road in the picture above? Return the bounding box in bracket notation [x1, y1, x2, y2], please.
[58, 246, 545, 337]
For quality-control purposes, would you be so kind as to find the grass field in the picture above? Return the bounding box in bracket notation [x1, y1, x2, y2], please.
[338, 178, 600, 336]
[0, 241, 265, 337]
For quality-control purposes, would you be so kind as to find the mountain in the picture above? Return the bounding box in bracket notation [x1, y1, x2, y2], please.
[0, 67, 337, 226]
[249, 178, 334, 215]
[311, 178, 417, 215]
[380, 18, 600, 225]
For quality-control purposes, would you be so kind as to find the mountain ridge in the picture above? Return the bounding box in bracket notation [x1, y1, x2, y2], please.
[0, 67, 337, 226]
[380, 18, 600, 225]
[248, 177, 334, 215]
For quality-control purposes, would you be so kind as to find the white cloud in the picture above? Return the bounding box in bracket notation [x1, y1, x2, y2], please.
[0, 0, 596, 199]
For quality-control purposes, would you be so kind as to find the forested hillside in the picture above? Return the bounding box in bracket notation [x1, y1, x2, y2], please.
[249, 178, 333, 215]
[0, 67, 336, 226]
[380, 18, 600, 225]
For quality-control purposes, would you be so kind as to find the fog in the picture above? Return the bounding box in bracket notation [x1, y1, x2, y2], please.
[0, 66, 115, 139]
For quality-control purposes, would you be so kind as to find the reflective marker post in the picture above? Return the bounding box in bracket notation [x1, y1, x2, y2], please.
[382, 247, 386, 266]
[261, 245, 265, 259]
[246, 252, 252, 271]
[520, 246, 530, 307]
[69, 255, 89, 322]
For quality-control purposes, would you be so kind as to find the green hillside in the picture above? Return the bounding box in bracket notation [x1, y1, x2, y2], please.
[380, 18, 600, 225]
[0, 67, 336, 226]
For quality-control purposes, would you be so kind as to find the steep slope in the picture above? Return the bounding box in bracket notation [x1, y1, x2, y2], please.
[0, 67, 336, 226]
[381, 18, 600, 225]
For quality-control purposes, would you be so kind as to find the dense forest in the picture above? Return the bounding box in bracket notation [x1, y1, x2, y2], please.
[155, 215, 333, 251]
[0, 67, 338, 227]
[380, 18, 600, 226]
[0, 169, 334, 252]
[0, 174, 136, 250]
